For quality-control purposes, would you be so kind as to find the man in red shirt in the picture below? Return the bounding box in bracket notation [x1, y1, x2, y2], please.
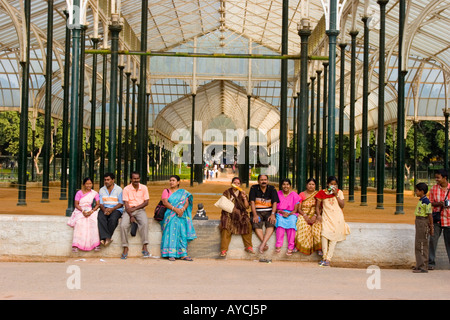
[428, 169, 450, 270]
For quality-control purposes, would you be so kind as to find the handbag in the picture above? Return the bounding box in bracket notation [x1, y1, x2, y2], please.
[214, 195, 235, 213]
[154, 189, 169, 221]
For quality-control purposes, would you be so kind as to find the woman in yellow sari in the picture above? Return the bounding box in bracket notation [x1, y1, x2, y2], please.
[295, 178, 322, 256]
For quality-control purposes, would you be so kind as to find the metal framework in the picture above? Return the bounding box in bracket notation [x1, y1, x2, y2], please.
[0, 0, 449, 214]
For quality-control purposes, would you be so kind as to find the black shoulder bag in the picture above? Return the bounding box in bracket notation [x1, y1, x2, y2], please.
[154, 189, 169, 221]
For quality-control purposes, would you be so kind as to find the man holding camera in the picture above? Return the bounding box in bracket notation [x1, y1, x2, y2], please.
[428, 168, 450, 270]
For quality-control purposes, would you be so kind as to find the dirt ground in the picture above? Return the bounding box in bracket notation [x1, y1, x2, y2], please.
[2, 179, 449, 302]
[1, 257, 449, 301]
[0, 178, 417, 224]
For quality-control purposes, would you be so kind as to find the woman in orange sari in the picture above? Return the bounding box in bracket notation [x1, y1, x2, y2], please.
[295, 178, 322, 256]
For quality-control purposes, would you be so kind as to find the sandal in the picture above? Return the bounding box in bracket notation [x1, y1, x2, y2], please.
[180, 256, 193, 261]
[142, 250, 151, 258]
[120, 253, 128, 260]
[286, 249, 293, 256]
[168, 257, 176, 261]
[245, 247, 255, 254]
[275, 247, 281, 253]
[72, 247, 78, 253]
[220, 250, 227, 257]
[319, 260, 330, 267]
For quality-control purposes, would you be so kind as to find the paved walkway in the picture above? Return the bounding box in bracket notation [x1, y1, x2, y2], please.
[1, 257, 449, 300]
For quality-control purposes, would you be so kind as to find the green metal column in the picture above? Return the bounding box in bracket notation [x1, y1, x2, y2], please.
[66, 0, 82, 216]
[348, 30, 358, 202]
[376, 0, 389, 209]
[306, 82, 310, 178]
[322, 62, 328, 189]
[137, 0, 149, 184]
[190, 94, 196, 187]
[77, 25, 87, 188]
[89, 37, 99, 181]
[296, 27, 311, 192]
[131, 78, 137, 172]
[245, 95, 251, 187]
[117, 64, 124, 186]
[361, 16, 370, 206]
[414, 120, 418, 185]
[151, 142, 155, 181]
[309, 76, 316, 180]
[146, 91, 151, 181]
[42, 0, 53, 202]
[124, 69, 131, 186]
[31, 130, 36, 181]
[326, 0, 340, 178]
[315, 70, 322, 189]
[108, 16, 122, 176]
[279, 0, 289, 186]
[17, 0, 31, 206]
[53, 128, 57, 181]
[292, 95, 297, 187]
[338, 42, 346, 189]
[99, 53, 107, 184]
[445, 111, 449, 171]
[60, 10, 70, 200]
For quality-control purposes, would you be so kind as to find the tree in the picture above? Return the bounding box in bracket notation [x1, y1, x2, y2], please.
[405, 121, 445, 171]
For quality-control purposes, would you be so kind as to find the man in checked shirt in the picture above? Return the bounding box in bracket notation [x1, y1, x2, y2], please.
[428, 169, 450, 270]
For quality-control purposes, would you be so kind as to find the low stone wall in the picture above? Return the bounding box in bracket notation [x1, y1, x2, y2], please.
[0, 214, 448, 269]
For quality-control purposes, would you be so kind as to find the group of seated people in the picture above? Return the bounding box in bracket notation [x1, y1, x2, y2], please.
[67, 171, 196, 262]
[67, 172, 350, 267]
[219, 174, 350, 267]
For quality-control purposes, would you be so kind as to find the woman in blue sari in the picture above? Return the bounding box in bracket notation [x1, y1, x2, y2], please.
[160, 175, 197, 261]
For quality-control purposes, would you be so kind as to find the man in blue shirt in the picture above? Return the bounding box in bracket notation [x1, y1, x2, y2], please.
[98, 172, 123, 246]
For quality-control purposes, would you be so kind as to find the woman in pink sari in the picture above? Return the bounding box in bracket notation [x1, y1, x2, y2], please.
[68, 177, 101, 252]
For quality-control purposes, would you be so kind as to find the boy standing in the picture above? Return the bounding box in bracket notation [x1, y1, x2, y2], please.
[413, 182, 434, 273]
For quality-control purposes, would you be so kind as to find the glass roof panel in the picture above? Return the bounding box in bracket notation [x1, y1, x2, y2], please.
[0, 0, 448, 138]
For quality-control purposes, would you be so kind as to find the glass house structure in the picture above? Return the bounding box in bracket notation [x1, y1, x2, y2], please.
[0, 0, 448, 215]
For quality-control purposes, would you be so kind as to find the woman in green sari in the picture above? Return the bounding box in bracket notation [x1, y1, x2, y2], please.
[160, 175, 197, 261]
